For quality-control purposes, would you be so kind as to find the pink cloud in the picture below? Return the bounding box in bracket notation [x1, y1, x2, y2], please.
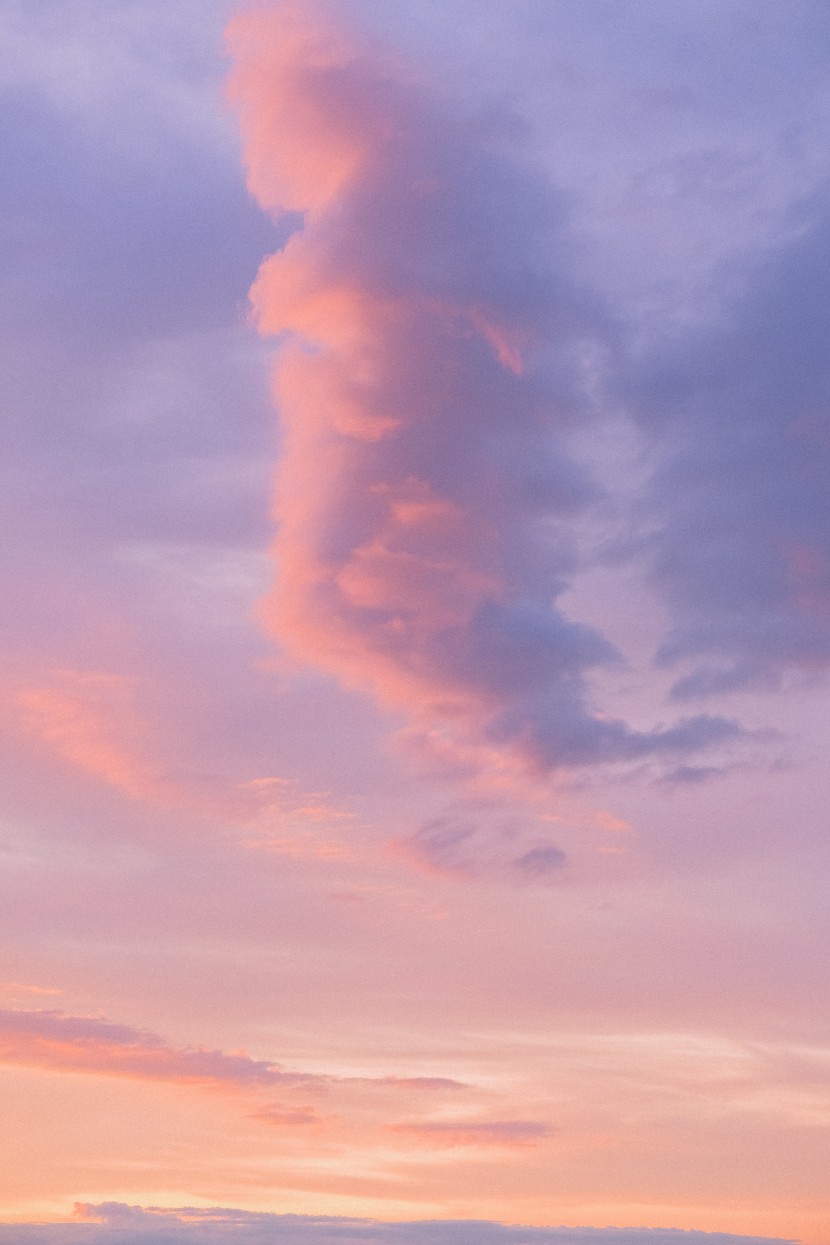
[0, 1008, 467, 1104]
[15, 670, 163, 804]
[247, 1103, 326, 1127]
[226, 1, 739, 780]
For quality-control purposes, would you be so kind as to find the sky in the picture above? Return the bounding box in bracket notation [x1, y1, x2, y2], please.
[1, 1, 829, 1242]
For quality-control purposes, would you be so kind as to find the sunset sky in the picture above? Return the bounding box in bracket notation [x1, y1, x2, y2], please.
[2, 2, 829, 1243]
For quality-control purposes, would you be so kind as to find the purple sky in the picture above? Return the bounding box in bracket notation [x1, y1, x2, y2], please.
[1, 2, 829, 1243]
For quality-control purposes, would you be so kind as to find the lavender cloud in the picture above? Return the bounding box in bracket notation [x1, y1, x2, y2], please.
[0, 1007, 473, 1110]
[0, 1204, 795, 1245]
[629, 193, 830, 697]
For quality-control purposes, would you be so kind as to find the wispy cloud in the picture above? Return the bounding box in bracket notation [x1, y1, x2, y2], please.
[0, 1008, 311, 1091]
[0, 1008, 467, 1102]
[396, 811, 568, 881]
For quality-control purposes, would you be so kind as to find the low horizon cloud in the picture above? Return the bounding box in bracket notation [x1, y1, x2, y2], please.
[0, 1204, 797, 1245]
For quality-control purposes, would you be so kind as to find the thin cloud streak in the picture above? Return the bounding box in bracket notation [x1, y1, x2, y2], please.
[631, 198, 830, 698]
[388, 1118, 553, 1147]
[0, 1009, 466, 1098]
[0, 1008, 311, 1091]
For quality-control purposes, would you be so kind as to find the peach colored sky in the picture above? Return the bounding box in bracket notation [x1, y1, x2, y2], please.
[1, 2, 829, 1243]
